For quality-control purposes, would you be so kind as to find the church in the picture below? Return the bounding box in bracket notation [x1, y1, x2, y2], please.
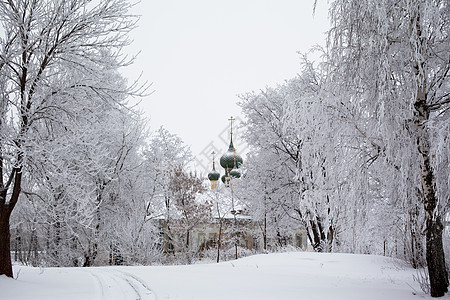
[185, 117, 308, 261]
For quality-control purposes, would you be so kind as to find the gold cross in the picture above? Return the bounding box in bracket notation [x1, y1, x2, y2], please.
[228, 116, 235, 135]
[211, 151, 216, 168]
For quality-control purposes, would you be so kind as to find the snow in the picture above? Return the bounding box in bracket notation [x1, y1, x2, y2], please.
[1, 252, 447, 300]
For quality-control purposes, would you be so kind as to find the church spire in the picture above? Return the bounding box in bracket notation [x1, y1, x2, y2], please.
[219, 116, 243, 187]
[207, 151, 220, 189]
[228, 116, 235, 143]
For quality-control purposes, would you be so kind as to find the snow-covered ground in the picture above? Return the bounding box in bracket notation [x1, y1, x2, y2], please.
[1, 252, 447, 300]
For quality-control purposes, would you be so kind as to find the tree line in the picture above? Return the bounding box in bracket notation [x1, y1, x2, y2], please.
[0, 0, 203, 276]
[238, 0, 448, 297]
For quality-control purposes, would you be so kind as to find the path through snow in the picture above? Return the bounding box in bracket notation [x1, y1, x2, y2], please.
[87, 268, 156, 300]
[1, 265, 156, 300]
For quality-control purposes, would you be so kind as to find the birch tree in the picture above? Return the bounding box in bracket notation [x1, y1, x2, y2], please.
[326, 0, 449, 296]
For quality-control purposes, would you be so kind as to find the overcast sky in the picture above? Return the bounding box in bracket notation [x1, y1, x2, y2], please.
[122, 0, 330, 172]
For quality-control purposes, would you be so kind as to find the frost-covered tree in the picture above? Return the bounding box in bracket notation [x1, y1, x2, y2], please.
[237, 0, 448, 296]
[9, 66, 153, 267]
[239, 58, 338, 252]
[326, 0, 449, 296]
[204, 185, 231, 262]
[169, 166, 209, 264]
[142, 127, 195, 262]
[239, 151, 302, 252]
[143, 127, 192, 224]
[0, 0, 144, 277]
[98, 118, 163, 266]
[72, 107, 150, 267]
[239, 46, 439, 267]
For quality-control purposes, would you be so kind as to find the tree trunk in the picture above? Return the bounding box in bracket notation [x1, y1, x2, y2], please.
[326, 195, 334, 252]
[421, 154, 448, 297]
[426, 215, 448, 297]
[83, 255, 92, 267]
[216, 221, 222, 263]
[415, 95, 449, 297]
[0, 208, 13, 278]
[0, 174, 19, 278]
[309, 217, 326, 252]
[407, 205, 424, 269]
[263, 211, 267, 251]
[185, 230, 190, 249]
[327, 224, 334, 252]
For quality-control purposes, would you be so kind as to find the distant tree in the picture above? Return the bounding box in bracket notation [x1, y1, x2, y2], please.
[238, 152, 301, 252]
[205, 186, 229, 263]
[169, 165, 209, 264]
[143, 127, 191, 218]
[140, 127, 196, 264]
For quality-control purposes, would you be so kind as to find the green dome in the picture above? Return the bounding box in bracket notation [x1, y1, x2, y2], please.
[208, 167, 220, 181]
[221, 174, 227, 183]
[220, 140, 243, 170]
[229, 168, 241, 179]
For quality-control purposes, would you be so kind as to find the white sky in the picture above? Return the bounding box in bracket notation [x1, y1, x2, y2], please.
[122, 0, 330, 172]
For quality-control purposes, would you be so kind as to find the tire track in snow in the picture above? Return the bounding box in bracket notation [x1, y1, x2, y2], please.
[86, 268, 156, 300]
[111, 270, 156, 300]
[88, 271, 104, 300]
[87, 269, 136, 300]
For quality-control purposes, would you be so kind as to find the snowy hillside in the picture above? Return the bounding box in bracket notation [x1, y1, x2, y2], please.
[1, 252, 445, 300]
